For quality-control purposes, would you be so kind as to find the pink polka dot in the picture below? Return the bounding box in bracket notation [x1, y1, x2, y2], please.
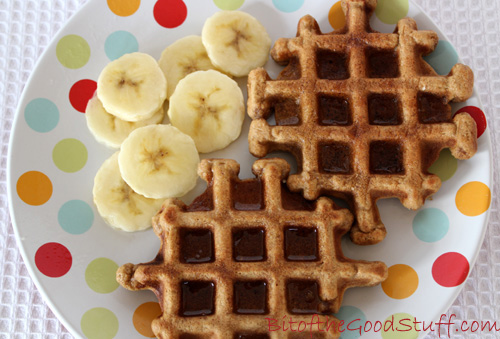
[69, 79, 97, 113]
[154, 0, 187, 28]
[432, 252, 469, 287]
[454, 106, 487, 138]
[35, 242, 72, 277]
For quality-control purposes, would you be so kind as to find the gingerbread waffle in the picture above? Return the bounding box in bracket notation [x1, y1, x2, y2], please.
[247, 0, 477, 245]
[117, 158, 387, 338]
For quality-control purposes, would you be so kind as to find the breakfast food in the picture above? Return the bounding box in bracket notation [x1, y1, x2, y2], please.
[247, 0, 477, 245]
[202, 10, 271, 77]
[168, 70, 245, 153]
[158, 35, 221, 99]
[97, 52, 167, 122]
[85, 94, 164, 149]
[116, 158, 387, 338]
[118, 124, 199, 199]
[93, 152, 165, 232]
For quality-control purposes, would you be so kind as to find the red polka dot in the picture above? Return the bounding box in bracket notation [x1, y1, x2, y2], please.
[35, 242, 72, 278]
[154, 0, 187, 28]
[69, 79, 97, 113]
[432, 252, 469, 287]
[454, 106, 487, 138]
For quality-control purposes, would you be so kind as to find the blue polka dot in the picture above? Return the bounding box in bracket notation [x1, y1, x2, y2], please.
[58, 200, 94, 234]
[272, 0, 304, 12]
[104, 31, 139, 60]
[24, 98, 59, 133]
[335, 306, 366, 339]
[423, 40, 458, 75]
[412, 208, 449, 242]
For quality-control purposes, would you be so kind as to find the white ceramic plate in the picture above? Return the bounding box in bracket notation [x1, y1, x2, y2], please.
[8, 0, 492, 338]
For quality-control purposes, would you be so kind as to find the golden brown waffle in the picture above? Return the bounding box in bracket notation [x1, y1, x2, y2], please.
[247, 0, 477, 245]
[117, 158, 387, 338]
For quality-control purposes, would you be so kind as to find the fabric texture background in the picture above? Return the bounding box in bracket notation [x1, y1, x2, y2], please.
[0, 0, 498, 338]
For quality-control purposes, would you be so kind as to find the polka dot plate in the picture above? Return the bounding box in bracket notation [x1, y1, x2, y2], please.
[7, 0, 492, 338]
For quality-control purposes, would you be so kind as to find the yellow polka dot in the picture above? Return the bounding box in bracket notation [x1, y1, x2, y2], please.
[133, 302, 162, 337]
[107, 0, 140, 17]
[456, 181, 491, 216]
[381, 264, 418, 299]
[328, 1, 346, 30]
[16, 171, 53, 206]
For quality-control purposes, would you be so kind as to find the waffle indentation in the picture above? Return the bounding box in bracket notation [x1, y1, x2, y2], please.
[180, 281, 215, 317]
[232, 180, 264, 211]
[316, 50, 349, 80]
[418, 92, 451, 123]
[368, 94, 401, 125]
[180, 228, 214, 263]
[233, 228, 266, 262]
[370, 141, 404, 174]
[284, 227, 318, 261]
[366, 48, 399, 78]
[318, 95, 351, 126]
[319, 143, 351, 174]
[271, 97, 300, 126]
[233, 281, 268, 314]
[286, 280, 324, 314]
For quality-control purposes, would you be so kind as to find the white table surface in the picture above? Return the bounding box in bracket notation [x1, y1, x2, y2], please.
[0, 0, 498, 338]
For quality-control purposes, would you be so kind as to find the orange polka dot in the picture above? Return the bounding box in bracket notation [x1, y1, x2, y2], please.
[107, 0, 140, 17]
[329, 1, 346, 30]
[133, 302, 162, 337]
[381, 264, 419, 299]
[456, 181, 491, 216]
[16, 171, 53, 206]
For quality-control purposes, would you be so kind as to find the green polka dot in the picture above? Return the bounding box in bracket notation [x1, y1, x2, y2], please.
[213, 0, 245, 10]
[381, 313, 420, 339]
[81, 307, 118, 339]
[375, 0, 409, 25]
[428, 148, 457, 182]
[56, 35, 91, 69]
[85, 258, 119, 293]
[52, 138, 88, 173]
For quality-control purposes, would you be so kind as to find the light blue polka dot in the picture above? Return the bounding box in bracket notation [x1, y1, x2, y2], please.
[272, 0, 304, 13]
[423, 40, 458, 75]
[335, 305, 366, 339]
[24, 98, 59, 133]
[58, 200, 94, 234]
[412, 208, 449, 242]
[104, 31, 139, 60]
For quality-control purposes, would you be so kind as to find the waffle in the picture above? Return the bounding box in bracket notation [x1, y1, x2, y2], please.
[247, 0, 477, 245]
[117, 158, 387, 338]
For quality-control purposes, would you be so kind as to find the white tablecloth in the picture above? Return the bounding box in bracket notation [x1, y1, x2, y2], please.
[0, 0, 498, 338]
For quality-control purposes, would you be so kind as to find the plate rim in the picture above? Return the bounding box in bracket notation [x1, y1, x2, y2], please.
[6, 0, 493, 338]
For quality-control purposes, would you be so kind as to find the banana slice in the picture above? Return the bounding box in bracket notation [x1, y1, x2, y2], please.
[118, 124, 199, 199]
[159, 35, 220, 99]
[97, 52, 167, 122]
[202, 10, 271, 77]
[86, 94, 164, 149]
[168, 70, 245, 153]
[93, 152, 164, 232]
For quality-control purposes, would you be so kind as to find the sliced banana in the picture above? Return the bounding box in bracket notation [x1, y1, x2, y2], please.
[159, 35, 220, 100]
[168, 70, 245, 153]
[86, 94, 164, 149]
[118, 124, 200, 199]
[93, 152, 165, 232]
[202, 10, 271, 77]
[97, 52, 167, 122]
